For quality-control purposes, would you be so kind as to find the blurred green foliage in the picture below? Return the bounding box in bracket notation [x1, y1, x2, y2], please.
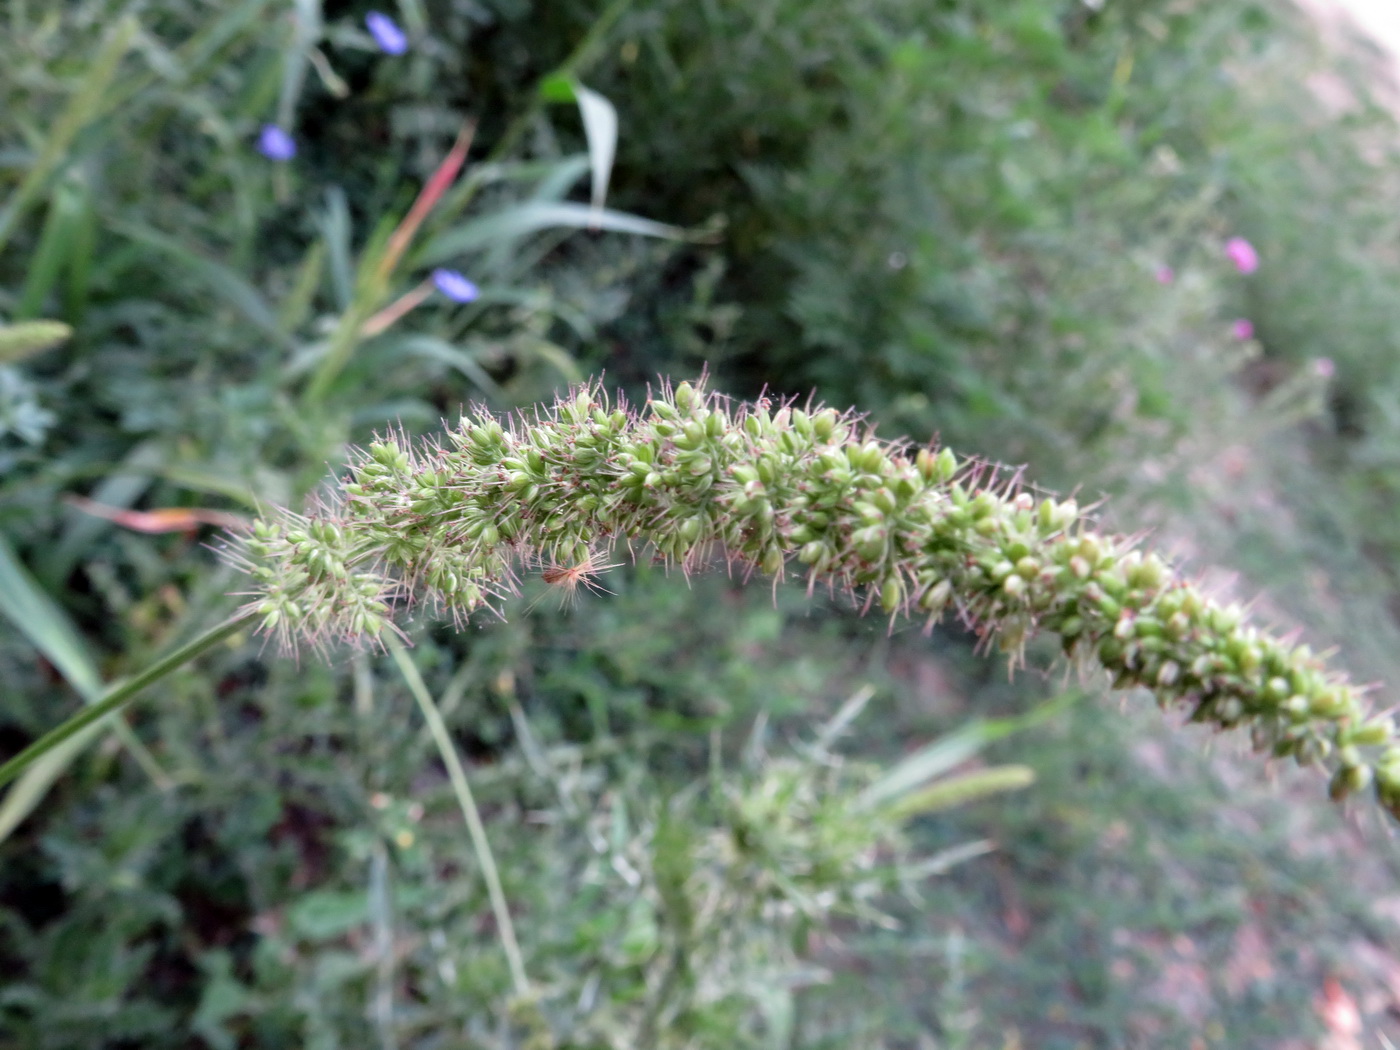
[6, 0, 1400, 1045]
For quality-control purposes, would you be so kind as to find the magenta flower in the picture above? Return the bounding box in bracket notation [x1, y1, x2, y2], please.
[433, 269, 479, 303]
[1155, 265, 1175, 285]
[1232, 319, 1254, 341]
[1314, 357, 1336, 378]
[1225, 237, 1259, 274]
[366, 11, 408, 55]
[257, 124, 296, 161]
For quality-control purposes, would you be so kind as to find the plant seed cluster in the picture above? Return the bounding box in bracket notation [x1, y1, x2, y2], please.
[228, 380, 1400, 819]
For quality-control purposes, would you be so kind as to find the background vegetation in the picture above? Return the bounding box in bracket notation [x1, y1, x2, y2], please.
[4, 0, 1400, 1046]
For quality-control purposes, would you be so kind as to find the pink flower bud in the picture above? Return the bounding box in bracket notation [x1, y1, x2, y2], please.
[1225, 237, 1259, 274]
[1232, 319, 1254, 341]
[1155, 266, 1175, 285]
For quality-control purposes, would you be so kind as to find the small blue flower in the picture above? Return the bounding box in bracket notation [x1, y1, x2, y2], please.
[433, 269, 480, 303]
[257, 124, 297, 161]
[366, 11, 408, 55]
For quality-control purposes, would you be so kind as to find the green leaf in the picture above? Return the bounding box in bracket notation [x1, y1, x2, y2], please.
[519, 337, 584, 384]
[277, 0, 323, 131]
[813, 684, 876, 752]
[884, 764, 1036, 819]
[420, 201, 692, 266]
[288, 890, 370, 941]
[177, 0, 274, 75]
[277, 240, 325, 334]
[0, 537, 177, 840]
[318, 187, 355, 312]
[15, 178, 88, 320]
[0, 615, 251, 796]
[0, 727, 107, 844]
[110, 221, 292, 348]
[537, 73, 577, 103]
[386, 335, 506, 400]
[0, 16, 137, 255]
[855, 691, 1078, 810]
[38, 439, 165, 587]
[573, 81, 619, 212]
[0, 533, 106, 842]
[157, 461, 283, 510]
[191, 951, 251, 1050]
[0, 533, 102, 701]
[532, 155, 591, 204]
[855, 722, 991, 810]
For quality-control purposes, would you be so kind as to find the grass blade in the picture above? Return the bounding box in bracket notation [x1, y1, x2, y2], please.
[0, 614, 255, 793]
[855, 723, 991, 810]
[0, 534, 171, 840]
[15, 178, 86, 320]
[37, 438, 165, 587]
[0, 727, 108, 843]
[884, 765, 1037, 819]
[387, 334, 506, 400]
[111, 221, 291, 348]
[855, 690, 1080, 811]
[0, 16, 137, 254]
[573, 82, 619, 214]
[319, 188, 355, 311]
[420, 201, 693, 266]
[0, 534, 102, 700]
[388, 638, 531, 998]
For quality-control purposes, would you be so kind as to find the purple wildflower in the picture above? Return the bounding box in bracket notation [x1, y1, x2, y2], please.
[365, 11, 408, 55]
[257, 124, 296, 162]
[1155, 265, 1175, 285]
[1225, 237, 1259, 275]
[1232, 319, 1254, 341]
[433, 269, 479, 303]
[1314, 357, 1336, 378]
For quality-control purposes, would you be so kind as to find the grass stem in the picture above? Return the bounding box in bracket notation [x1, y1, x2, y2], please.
[388, 637, 531, 999]
[0, 612, 256, 790]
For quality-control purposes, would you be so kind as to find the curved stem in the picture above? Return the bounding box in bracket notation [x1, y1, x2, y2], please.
[0, 612, 256, 790]
[388, 637, 531, 998]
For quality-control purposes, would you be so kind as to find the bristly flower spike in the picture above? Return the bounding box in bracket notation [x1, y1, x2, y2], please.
[225, 378, 1400, 824]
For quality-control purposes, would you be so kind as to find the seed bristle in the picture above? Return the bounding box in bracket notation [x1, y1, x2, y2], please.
[528, 550, 623, 611]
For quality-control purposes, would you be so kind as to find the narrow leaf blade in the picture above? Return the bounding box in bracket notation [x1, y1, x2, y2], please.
[0, 533, 102, 700]
[573, 82, 618, 213]
[421, 201, 691, 265]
